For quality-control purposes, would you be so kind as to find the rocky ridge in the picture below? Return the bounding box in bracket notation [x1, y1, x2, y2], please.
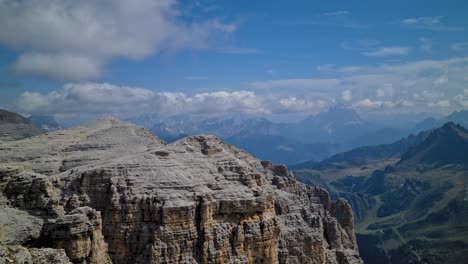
[0, 117, 362, 263]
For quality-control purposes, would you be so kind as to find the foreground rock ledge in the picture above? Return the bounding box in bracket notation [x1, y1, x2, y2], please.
[0, 118, 362, 264]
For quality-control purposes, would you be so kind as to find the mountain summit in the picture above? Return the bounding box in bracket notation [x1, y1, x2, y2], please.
[399, 122, 468, 167]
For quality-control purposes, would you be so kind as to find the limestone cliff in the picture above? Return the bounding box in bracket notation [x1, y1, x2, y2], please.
[0, 118, 362, 264]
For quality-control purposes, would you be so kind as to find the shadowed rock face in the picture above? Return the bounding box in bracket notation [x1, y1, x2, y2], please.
[0, 118, 362, 264]
[0, 109, 44, 142]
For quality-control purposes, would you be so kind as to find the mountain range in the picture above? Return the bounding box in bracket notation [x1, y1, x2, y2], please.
[129, 108, 468, 165]
[293, 122, 468, 263]
[130, 107, 401, 164]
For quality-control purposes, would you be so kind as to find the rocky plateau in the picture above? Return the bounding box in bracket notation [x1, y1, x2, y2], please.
[0, 117, 362, 264]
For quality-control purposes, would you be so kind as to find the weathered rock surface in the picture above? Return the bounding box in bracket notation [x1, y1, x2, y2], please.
[0, 118, 362, 263]
[0, 245, 71, 264]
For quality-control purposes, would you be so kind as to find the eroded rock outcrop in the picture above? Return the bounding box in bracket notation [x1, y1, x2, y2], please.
[0, 118, 362, 263]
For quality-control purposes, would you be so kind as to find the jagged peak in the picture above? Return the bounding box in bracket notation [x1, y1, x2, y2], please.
[426, 122, 468, 141]
[398, 122, 468, 167]
[438, 121, 465, 131]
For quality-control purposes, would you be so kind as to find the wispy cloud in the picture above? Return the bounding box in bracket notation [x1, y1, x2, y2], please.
[419, 38, 433, 52]
[400, 16, 462, 31]
[363, 46, 411, 57]
[184, 76, 208, 81]
[249, 78, 341, 89]
[450, 42, 468, 50]
[322, 10, 350, 17]
[217, 47, 261, 54]
[284, 10, 367, 29]
[341, 40, 380, 51]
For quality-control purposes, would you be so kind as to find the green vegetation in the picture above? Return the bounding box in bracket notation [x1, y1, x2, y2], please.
[294, 123, 468, 263]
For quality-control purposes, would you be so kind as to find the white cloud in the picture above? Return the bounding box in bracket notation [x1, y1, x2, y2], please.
[14, 83, 271, 117]
[0, 0, 235, 81]
[454, 89, 468, 107]
[363, 46, 410, 57]
[341, 39, 380, 51]
[353, 99, 384, 109]
[322, 10, 350, 16]
[401, 16, 441, 26]
[376, 84, 394, 98]
[341, 90, 352, 101]
[13, 56, 468, 121]
[277, 97, 327, 113]
[15, 53, 102, 81]
[217, 47, 260, 54]
[429, 100, 450, 108]
[316, 64, 336, 71]
[400, 16, 462, 31]
[451, 42, 468, 51]
[433, 75, 448, 86]
[249, 78, 340, 89]
[298, 56, 468, 113]
[12, 82, 338, 122]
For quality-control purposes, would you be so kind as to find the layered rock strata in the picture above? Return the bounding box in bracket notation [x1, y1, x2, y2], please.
[0, 118, 362, 263]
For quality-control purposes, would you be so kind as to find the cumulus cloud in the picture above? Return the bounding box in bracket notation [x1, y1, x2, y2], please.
[12, 82, 338, 123]
[363, 46, 410, 57]
[245, 56, 468, 114]
[12, 56, 468, 121]
[314, 56, 468, 112]
[0, 0, 235, 81]
[13, 83, 268, 118]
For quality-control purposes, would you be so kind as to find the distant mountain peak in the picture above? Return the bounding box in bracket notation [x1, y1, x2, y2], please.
[399, 122, 468, 167]
[439, 121, 465, 131]
[0, 109, 31, 125]
[303, 106, 363, 124]
[0, 109, 44, 141]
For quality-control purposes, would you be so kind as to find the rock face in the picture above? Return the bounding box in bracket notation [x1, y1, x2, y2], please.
[0, 117, 362, 263]
[0, 109, 44, 142]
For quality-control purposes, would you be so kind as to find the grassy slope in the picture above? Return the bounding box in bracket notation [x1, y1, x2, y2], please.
[295, 162, 468, 263]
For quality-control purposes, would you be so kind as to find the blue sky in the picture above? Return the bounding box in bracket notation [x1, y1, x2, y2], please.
[1, 0, 468, 123]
